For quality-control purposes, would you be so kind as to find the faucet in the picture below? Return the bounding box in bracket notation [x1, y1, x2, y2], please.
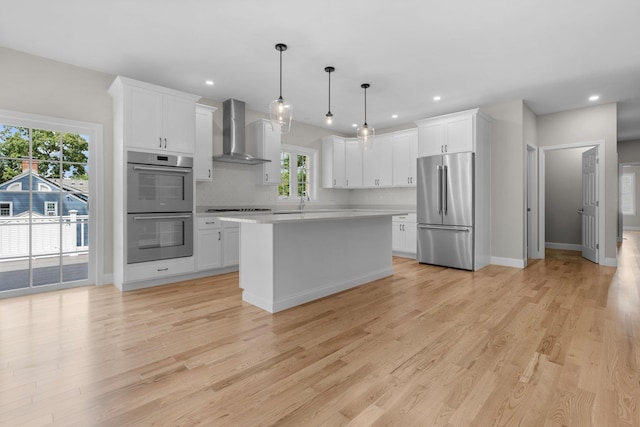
[299, 191, 309, 211]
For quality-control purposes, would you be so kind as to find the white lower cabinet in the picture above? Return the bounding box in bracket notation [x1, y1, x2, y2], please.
[392, 214, 417, 257]
[196, 217, 223, 270]
[196, 217, 239, 272]
[126, 256, 195, 283]
[222, 222, 240, 266]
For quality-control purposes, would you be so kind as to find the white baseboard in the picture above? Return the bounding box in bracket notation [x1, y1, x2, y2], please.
[392, 251, 416, 259]
[623, 226, 640, 231]
[244, 267, 394, 313]
[490, 257, 525, 268]
[545, 242, 582, 251]
[602, 257, 617, 267]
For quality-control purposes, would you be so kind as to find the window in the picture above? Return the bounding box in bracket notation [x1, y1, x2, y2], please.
[38, 183, 51, 192]
[278, 145, 316, 200]
[44, 201, 58, 216]
[0, 202, 11, 217]
[7, 182, 21, 191]
[621, 172, 636, 215]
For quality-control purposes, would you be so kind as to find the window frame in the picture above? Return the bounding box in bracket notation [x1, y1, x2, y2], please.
[278, 144, 317, 202]
[621, 172, 636, 216]
[44, 201, 58, 216]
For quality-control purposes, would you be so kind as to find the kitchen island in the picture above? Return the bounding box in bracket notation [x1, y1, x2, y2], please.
[217, 210, 407, 313]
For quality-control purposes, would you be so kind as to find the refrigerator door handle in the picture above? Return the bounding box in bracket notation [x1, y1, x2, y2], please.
[443, 165, 448, 215]
[417, 224, 471, 232]
[437, 165, 442, 214]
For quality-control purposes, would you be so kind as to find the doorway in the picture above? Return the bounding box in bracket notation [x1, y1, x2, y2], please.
[526, 144, 538, 260]
[0, 109, 103, 297]
[538, 140, 606, 264]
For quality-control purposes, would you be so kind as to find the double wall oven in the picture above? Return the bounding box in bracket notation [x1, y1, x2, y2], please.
[126, 151, 194, 264]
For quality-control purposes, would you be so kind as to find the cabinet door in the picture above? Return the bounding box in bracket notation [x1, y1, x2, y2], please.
[392, 221, 405, 252]
[127, 86, 164, 151]
[195, 107, 214, 181]
[332, 138, 346, 188]
[392, 130, 418, 187]
[196, 228, 222, 270]
[259, 122, 281, 185]
[222, 227, 240, 266]
[163, 95, 196, 154]
[418, 120, 445, 157]
[345, 139, 363, 188]
[404, 223, 417, 254]
[375, 135, 393, 187]
[445, 115, 473, 153]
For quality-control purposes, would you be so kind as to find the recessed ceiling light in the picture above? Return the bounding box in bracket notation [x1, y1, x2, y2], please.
[589, 95, 599, 101]
[392, 114, 398, 119]
[352, 123, 357, 127]
[205, 80, 214, 86]
[433, 96, 441, 101]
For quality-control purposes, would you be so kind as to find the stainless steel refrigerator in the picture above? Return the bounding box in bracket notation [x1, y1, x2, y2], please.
[417, 152, 474, 270]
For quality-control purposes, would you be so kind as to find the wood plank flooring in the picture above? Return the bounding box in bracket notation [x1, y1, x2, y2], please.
[1, 233, 639, 426]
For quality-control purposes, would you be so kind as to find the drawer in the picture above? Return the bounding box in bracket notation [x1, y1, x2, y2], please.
[393, 213, 416, 223]
[197, 217, 222, 229]
[222, 221, 240, 229]
[126, 256, 195, 282]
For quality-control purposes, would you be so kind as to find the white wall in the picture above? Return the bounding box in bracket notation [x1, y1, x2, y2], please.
[0, 46, 115, 274]
[481, 100, 526, 264]
[537, 103, 618, 262]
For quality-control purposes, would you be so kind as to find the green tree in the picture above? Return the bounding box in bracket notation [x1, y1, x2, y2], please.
[0, 126, 88, 182]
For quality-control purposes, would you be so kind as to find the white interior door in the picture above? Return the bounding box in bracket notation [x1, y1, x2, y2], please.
[581, 147, 598, 263]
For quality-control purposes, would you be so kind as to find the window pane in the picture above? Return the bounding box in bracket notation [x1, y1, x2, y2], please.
[0, 125, 30, 184]
[279, 152, 290, 197]
[62, 251, 88, 283]
[0, 222, 30, 291]
[32, 128, 61, 162]
[297, 154, 309, 197]
[62, 133, 89, 164]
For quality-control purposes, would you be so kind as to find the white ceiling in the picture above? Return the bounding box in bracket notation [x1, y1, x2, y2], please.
[2, 0, 640, 140]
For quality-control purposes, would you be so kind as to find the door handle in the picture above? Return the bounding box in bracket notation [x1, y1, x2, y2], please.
[577, 208, 584, 215]
[437, 165, 442, 214]
[443, 165, 448, 214]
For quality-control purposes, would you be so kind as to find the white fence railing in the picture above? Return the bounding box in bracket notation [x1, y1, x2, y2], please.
[0, 211, 88, 258]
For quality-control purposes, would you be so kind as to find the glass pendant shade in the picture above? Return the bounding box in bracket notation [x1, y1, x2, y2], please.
[357, 83, 374, 150]
[269, 96, 292, 133]
[357, 123, 375, 150]
[270, 43, 292, 134]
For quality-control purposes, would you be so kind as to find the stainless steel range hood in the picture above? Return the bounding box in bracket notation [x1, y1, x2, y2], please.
[213, 99, 271, 165]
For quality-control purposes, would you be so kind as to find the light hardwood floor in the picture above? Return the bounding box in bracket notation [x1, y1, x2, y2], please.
[1, 233, 639, 426]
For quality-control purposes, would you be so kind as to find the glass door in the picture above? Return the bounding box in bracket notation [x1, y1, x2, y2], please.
[0, 123, 91, 293]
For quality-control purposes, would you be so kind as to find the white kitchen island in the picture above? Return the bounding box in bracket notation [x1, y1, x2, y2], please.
[217, 210, 407, 313]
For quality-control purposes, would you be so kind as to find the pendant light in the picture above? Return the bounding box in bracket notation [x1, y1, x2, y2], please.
[357, 83, 375, 150]
[269, 43, 293, 134]
[324, 66, 335, 125]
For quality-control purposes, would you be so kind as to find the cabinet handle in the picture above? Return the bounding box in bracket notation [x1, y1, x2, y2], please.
[218, 231, 221, 241]
[208, 169, 211, 178]
[441, 145, 444, 153]
[159, 137, 162, 148]
[333, 179, 336, 186]
[164, 138, 167, 149]
[205, 221, 216, 225]
[265, 173, 268, 181]
[157, 268, 169, 272]
[346, 179, 349, 186]
[444, 145, 447, 153]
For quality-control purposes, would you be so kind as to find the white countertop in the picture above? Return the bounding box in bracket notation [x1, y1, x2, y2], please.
[214, 209, 408, 224]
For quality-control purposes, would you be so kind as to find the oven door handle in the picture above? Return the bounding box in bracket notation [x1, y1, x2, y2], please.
[132, 165, 192, 174]
[133, 214, 192, 221]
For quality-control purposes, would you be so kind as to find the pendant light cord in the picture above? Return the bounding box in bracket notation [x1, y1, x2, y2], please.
[328, 70, 331, 112]
[364, 86, 368, 125]
[279, 49, 283, 100]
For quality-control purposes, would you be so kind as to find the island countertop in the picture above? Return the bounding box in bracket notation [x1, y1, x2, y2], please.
[215, 209, 409, 224]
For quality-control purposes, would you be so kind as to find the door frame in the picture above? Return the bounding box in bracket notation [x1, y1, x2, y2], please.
[526, 144, 538, 259]
[0, 109, 104, 297]
[537, 140, 605, 263]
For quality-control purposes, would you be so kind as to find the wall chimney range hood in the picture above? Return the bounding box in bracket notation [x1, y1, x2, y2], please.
[213, 99, 271, 165]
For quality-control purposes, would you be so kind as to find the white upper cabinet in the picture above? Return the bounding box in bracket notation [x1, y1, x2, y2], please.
[363, 134, 393, 187]
[322, 136, 346, 188]
[344, 139, 363, 188]
[109, 76, 200, 154]
[252, 119, 281, 185]
[416, 109, 478, 157]
[195, 104, 217, 181]
[392, 129, 418, 187]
